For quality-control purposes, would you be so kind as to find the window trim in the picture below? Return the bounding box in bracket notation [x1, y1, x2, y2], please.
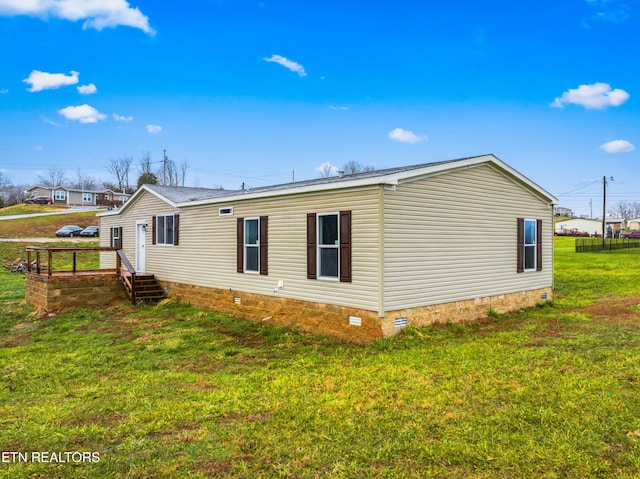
[244, 217, 260, 274]
[523, 218, 537, 272]
[54, 190, 66, 201]
[307, 210, 352, 283]
[317, 212, 340, 281]
[237, 216, 268, 275]
[153, 214, 179, 246]
[517, 217, 542, 273]
[110, 226, 122, 248]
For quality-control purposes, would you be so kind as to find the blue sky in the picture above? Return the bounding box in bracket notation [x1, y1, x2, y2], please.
[0, 0, 638, 216]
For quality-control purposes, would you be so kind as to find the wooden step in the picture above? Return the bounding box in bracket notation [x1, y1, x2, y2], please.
[121, 273, 165, 304]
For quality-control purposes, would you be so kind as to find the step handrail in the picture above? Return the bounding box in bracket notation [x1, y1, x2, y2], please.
[116, 249, 137, 304]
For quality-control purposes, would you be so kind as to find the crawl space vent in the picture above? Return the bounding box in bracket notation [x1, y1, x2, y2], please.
[348, 316, 362, 327]
[394, 317, 408, 329]
[233, 297, 241, 304]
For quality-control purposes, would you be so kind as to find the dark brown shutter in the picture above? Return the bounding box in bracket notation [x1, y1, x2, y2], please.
[516, 217, 524, 273]
[307, 213, 317, 279]
[259, 216, 268, 275]
[152, 216, 156, 245]
[339, 210, 352, 282]
[174, 214, 180, 246]
[110, 227, 114, 247]
[536, 219, 543, 271]
[118, 226, 123, 249]
[237, 218, 244, 273]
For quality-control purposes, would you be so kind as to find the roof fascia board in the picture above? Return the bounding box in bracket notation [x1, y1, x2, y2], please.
[96, 185, 176, 217]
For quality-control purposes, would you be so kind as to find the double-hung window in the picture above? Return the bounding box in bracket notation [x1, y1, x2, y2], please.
[82, 193, 92, 203]
[524, 219, 536, 271]
[54, 190, 66, 201]
[244, 218, 260, 273]
[517, 218, 542, 273]
[152, 214, 179, 246]
[237, 216, 268, 275]
[307, 211, 351, 282]
[110, 227, 122, 248]
[318, 213, 339, 279]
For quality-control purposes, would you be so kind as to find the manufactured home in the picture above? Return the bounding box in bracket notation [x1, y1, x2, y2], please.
[26, 186, 130, 207]
[98, 154, 557, 343]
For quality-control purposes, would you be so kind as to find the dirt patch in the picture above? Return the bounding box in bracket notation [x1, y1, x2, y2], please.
[572, 296, 640, 324]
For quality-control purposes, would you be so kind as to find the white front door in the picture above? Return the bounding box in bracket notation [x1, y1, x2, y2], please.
[136, 222, 146, 273]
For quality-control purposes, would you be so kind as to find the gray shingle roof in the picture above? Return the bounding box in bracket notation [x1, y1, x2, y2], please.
[145, 184, 241, 203]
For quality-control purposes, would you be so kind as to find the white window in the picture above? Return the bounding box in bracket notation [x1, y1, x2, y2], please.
[318, 213, 339, 280]
[111, 227, 121, 248]
[82, 193, 92, 203]
[156, 214, 175, 245]
[244, 218, 259, 273]
[524, 219, 536, 271]
[54, 190, 66, 200]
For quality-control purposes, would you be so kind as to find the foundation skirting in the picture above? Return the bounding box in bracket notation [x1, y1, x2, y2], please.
[159, 281, 553, 344]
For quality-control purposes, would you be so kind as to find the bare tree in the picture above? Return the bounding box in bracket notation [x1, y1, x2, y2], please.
[38, 166, 67, 187]
[136, 151, 158, 188]
[161, 156, 188, 187]
[609, 200, 640, 221]
[138, 151, 154, 176]
[108, 156, 133, 193]
[0, 171, 11, 191]
[74, 169, 96, 190]
[180, 160, 188, 187]
[318, 162, 337, 177]
[342, 161, 375, 175]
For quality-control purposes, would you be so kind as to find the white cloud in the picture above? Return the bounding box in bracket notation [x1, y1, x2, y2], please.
[600, 139, 635, 153]
[583, 0, 631, 26]
[41, 116, 60, 127]
[58, 104, 107, 123]
[113, 113, 133, 122]
[77, 83, 97, 94]
[551, 82, 630, 109]
[24, 70, 79, 92]
[388, 128, 427, 144]
[146, 124, 162, 134]
[0, 0, 155, 35]
[263, 54, 307, 77]
[329, 105, 349, 111]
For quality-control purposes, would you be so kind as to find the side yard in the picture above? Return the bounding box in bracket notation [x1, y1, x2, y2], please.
[1, 237, 640, 478]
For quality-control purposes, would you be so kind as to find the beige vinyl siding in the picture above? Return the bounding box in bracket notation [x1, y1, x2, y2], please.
[383, 164, 553, 310]
[99, 192, 176, 269]
[102, 187, 381, 311]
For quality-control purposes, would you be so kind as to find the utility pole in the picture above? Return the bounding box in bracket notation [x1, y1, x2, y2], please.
[602, 176, 614, 248]
[163, 149, 168, 186]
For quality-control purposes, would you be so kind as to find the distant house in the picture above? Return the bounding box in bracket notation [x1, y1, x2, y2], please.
[628, 218, 640, 231]
[98, 154, 557, 343]
[26, 186, 131, 207]
[554, 206, 573, 217]
[554, 218, 602, 236]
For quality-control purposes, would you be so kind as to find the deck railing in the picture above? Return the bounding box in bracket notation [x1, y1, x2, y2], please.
[26, 246, 121, 277]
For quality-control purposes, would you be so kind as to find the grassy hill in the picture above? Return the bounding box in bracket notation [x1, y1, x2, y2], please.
[0, 211, 100, 238]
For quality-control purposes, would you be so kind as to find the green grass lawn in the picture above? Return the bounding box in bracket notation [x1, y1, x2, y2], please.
[1, 237, 640, 478]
